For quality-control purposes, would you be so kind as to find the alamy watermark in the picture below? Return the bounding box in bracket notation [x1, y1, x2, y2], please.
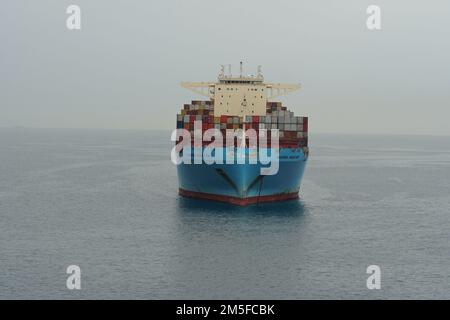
[66, 265, 81, 290]
[65, 5, 380, 31]
[366, 5, 381, 30]
[366, 265, 381, 289]
[66, 5, 81, 30]
[170, 122, 280, 175]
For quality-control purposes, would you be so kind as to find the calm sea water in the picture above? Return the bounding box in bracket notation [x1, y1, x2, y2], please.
[0, 128, 449, 299]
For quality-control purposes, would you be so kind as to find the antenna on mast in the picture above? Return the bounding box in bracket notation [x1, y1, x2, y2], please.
[257, 65, 263, 79]
[240, 61, 243, 78]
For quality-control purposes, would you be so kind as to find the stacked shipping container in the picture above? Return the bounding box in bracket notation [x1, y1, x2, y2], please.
[176, 100, 308, 149]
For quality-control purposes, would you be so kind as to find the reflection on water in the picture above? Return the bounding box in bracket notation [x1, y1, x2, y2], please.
[176, 196, 307, 217]
[170, 196, 314, 299]
[174, 196, 311, 232]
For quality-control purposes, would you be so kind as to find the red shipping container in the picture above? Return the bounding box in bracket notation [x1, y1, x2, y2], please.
[252, 116, 259, 123]
[303, 117, 308, 132]
[221, 115, 228, 123]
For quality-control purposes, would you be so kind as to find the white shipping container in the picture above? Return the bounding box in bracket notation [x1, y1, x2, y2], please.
[184, 115, 190, 122]
[271, 123, 277, 129]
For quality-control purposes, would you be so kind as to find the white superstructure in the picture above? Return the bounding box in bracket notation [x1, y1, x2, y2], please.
[181, 63, 301, 117]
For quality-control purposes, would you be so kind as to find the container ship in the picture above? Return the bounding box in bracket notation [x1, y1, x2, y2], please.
[175, 64, 308, 206]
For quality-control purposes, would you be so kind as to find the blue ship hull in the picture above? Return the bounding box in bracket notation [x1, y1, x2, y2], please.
[177, 147, 308, 205]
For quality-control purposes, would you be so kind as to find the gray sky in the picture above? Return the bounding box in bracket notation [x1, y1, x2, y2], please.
[1, 0, 449, 134]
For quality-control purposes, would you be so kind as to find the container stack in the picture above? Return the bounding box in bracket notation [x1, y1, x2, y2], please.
[176, 100, 308, 149]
